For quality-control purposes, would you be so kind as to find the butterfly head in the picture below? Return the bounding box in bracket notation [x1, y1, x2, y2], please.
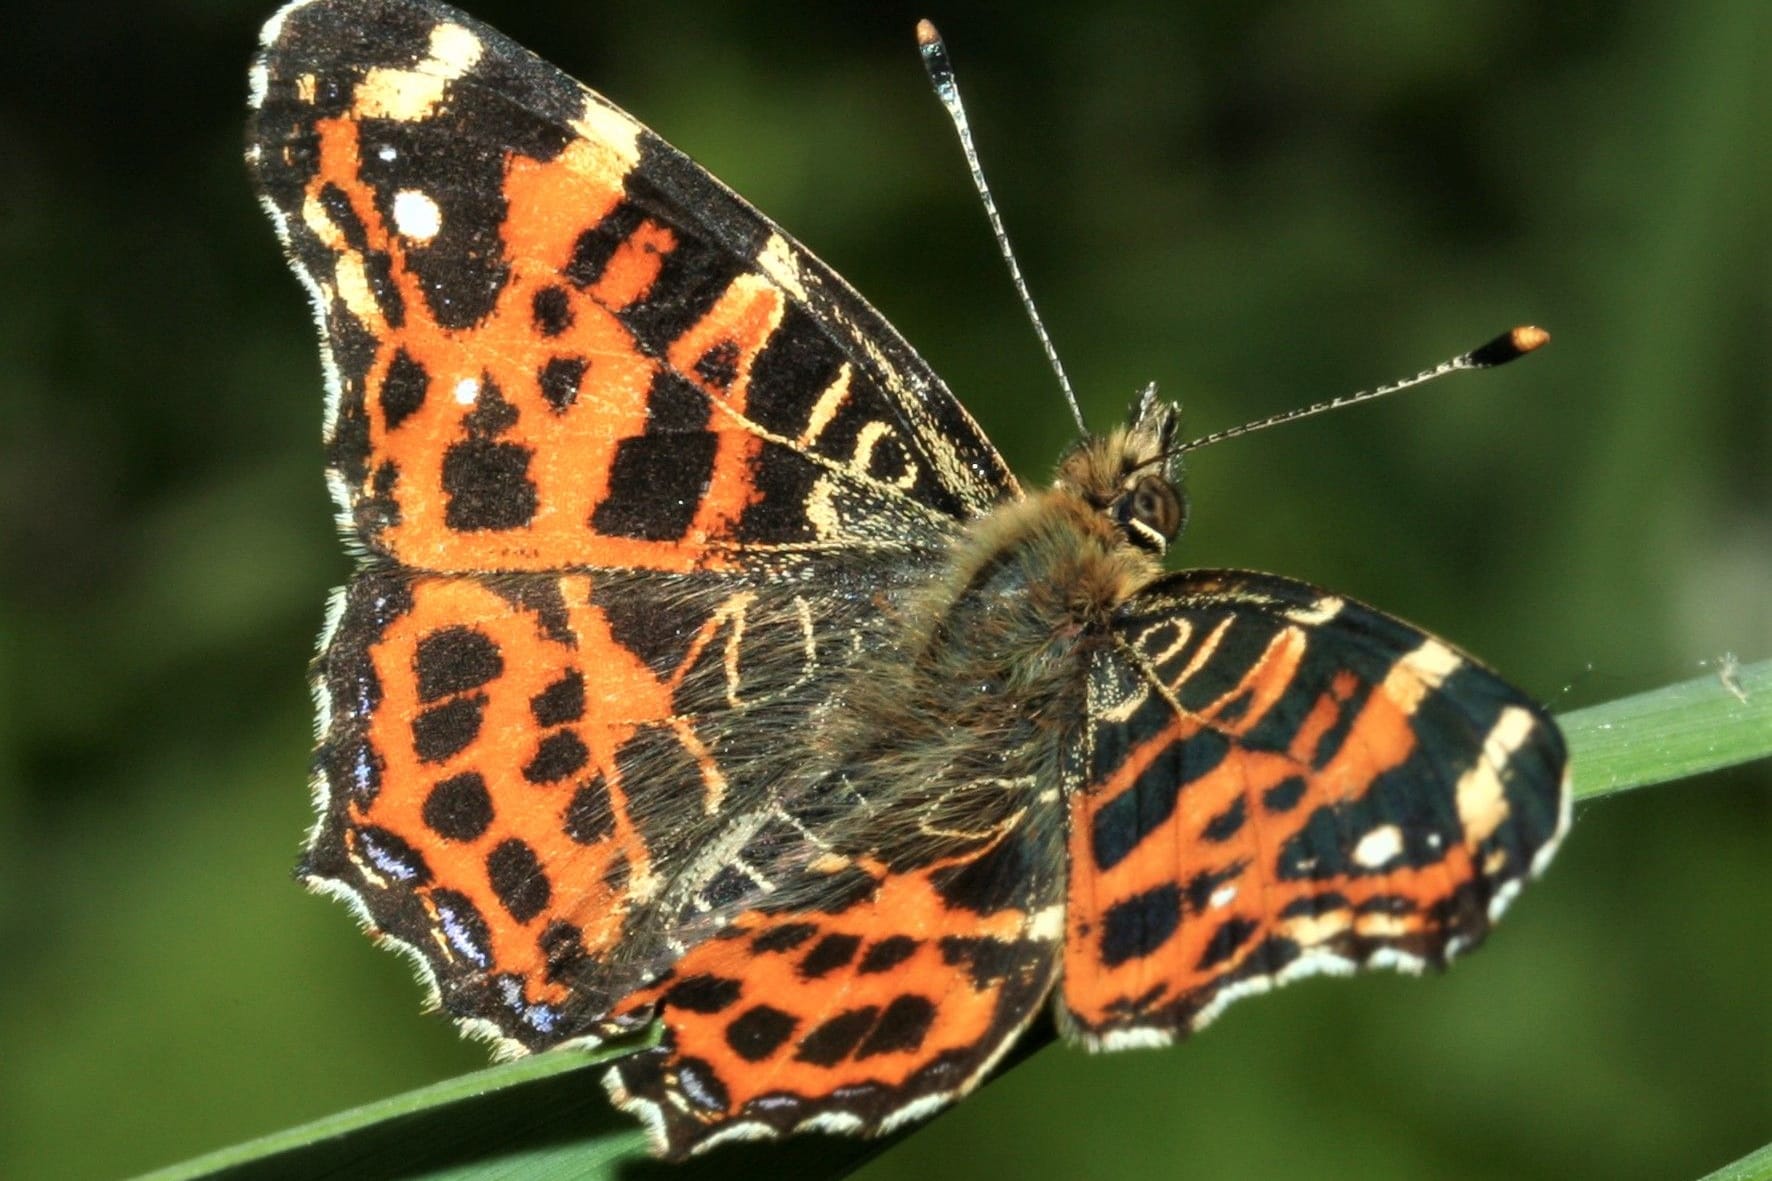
[1055, 384, 1188, 556]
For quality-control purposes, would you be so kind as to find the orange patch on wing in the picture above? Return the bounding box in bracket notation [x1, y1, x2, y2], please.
[354, 575, 677, 998]
[622, 862, 1035, 1110]
[1064, 632, 1474, 1029]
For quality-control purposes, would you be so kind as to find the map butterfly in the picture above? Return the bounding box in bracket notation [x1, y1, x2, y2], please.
[247, 0, 1572, 1157]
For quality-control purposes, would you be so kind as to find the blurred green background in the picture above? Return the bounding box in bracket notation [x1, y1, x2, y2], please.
[2, 1, 1766, 1178]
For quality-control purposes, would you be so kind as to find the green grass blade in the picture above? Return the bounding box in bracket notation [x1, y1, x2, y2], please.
[1561, 658, 1771, 801]
[135, 664, 1771, 1181]
[1698, 1141, 1772, 1181]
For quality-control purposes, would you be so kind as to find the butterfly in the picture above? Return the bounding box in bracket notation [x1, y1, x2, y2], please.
[248, 0, 1570, 1157]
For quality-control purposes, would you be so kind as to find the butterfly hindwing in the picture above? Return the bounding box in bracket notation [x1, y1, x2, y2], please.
[1061, 570, 1570, 1047]
[605, 832, 1063, 1158]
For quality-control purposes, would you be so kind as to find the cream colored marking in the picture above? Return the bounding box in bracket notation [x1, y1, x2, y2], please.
[569, 95, 643, 173]
[793, 595, 817, 675]
[391, 189, 441, 241]
[1208, 883, 1239, 910]
[1162, 614, 1238, 705]
[354, 23, 484, 122]
[300, 190, 344, 248]
[1091, 1026, 1175, 1052]
[1092, 674, 1152, 724]
[453, 377, 480, 405]
[1381, 638, 1462, 715]
[1353, 823, 1404, 868]
[676, 712, 733, 815]
[296, 73, 316, 104]
[851, 420, 918, 489]
[1027, 904, 1065, 942]
[427, 22, 483, 75]
[721, 595, 748, 709]
[1364, 946, 1428, 974]
[1353, 913, 1412, 939]
[1283, 912, 1352, 946]
[1455, 704, 1535, 843]
[797, 363, 854, 446]
[248, 63, 270, 108]
[823, 298, 987, 503]
[1405, 637, 1464, 688]
[1287, 594, 1345, 626]
[377, 144, 398, 163]
[878, 1095, 950, 1135]
[756, 232, 810, 302]
[802, 475, 842, 540]
[689, 370, 958, 532]
[332, 254, 377, 322]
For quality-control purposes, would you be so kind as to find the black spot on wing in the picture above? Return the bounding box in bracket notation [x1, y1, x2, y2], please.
[538, 356, 586, 412]
[530, 670, 585, 727]
[859, 936, 919, 974]
[793, 1006, 877, 1066]
[725, 1005, 797, 1062]
[486, 837, 550, 923]
[664, 974, 742, 1014]
[522, 730, 589, 784]
[798, 933, 861, 979]
[694, 339, 741, 390]
[414, 626, 503, 702]
[411, 694, 485, 763]
[589, 432, 716, 541]
[562, 773, 614, 845]
[531, 285, 573, 336]
[591, 573, 718, 680]
[928, 829, 1043, 915]
[855, 994, 936, 1059]
[1201, 794, 1247, 842]
[539, 919, 588, 984]
[751, 923, 818, 954]
[442, 439, 538, 531]
[563, 201, 649, 289]
[1263, 775, 1307, 813]
[422, 772, 493, 842]
[1099, 883, 1182, 967]
[1196, 916, 1259, 970]
[379, 348, 429, 429]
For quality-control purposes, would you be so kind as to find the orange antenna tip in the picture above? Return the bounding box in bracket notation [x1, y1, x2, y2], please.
[1468, 324, 1551, 369]
[916, 19, 940, 47]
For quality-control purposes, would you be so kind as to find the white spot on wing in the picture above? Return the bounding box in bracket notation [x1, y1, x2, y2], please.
[1353, 824, 1404, 868]
[454, 377, 480, 405]
[391, 189, 442, 241]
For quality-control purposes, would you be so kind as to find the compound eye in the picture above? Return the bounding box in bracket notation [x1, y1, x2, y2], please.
[1113, 475, 1185, 553]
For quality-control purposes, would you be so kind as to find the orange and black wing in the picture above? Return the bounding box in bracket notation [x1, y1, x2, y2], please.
[1061, 570, 1570, 1048]
[249, 0, 1017, 1055]
[604, 832, 1063, 1158]
[249, 0, 1016, 581]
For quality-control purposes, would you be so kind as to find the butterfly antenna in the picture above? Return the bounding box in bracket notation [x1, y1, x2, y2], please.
[918, 20, 1088, 435]
[1179, 326, 1550, 453]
